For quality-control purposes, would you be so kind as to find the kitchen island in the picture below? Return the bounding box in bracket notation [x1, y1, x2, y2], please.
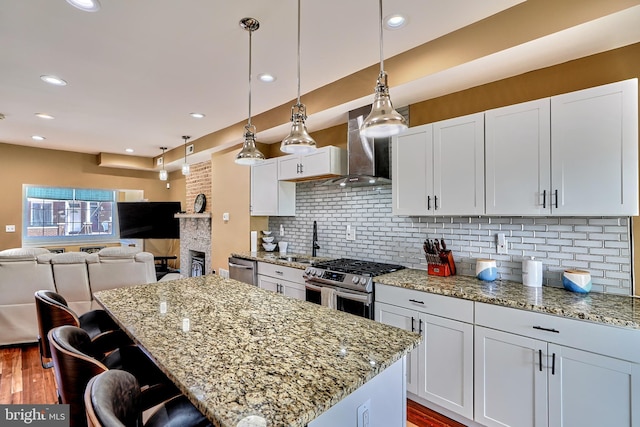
[94, 275, 420, 427]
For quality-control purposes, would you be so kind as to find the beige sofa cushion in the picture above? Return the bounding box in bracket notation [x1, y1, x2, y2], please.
[87, 250, 156, 294]
[47, 252, 92, 315]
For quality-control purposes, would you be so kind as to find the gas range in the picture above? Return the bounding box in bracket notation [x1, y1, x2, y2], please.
[303, 258, 405, 292]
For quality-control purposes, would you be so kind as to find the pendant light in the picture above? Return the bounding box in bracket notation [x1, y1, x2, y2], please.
[181, 136, 191, 175]
[280, 0, 317, 154]
[159, 146, 168, 181]
[235, 18, 265, 166]
[360, 0, 407, 138]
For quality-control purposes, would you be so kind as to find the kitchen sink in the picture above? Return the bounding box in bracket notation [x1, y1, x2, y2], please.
[278, 256, 313, 265]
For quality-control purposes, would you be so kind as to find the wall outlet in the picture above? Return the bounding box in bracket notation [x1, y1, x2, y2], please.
[156, 157, 163, 166]
[346, 224, 356, 241]
[357, 399, 371, 427]
[222, 212, 230, 221]
[5, 225, 15, 233]
[280, 224, 285, 236]
[497, 232, 508, 254]
[219, 268, 229, 279]
[186, 144, 195, 155]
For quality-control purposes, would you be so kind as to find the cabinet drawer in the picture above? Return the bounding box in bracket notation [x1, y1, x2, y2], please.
[375, 284, 473, 323]
[257, 262, 304, 283]
[475, 302, 640, 363]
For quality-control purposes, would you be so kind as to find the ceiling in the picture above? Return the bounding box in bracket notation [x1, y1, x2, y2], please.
[2, 0, 640, 171]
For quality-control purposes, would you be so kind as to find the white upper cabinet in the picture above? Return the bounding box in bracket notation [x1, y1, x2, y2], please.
[433, 113, 485, 215]
[550, 79, 638, 216]
[486, 99, 551, 215]
[279, 146, 346, 181]
[393, 113, 484, 216]
[392, 124, 432, 216]
[250, 158, 295, 216]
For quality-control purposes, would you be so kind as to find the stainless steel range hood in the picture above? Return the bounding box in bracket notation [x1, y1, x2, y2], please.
[324, 105, 408, 186]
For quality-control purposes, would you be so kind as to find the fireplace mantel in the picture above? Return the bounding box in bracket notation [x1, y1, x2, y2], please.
[175, 213, 211, 219]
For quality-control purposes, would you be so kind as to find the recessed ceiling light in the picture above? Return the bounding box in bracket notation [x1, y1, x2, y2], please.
[66, 0, 101, 12]
[35, 113, 55, 119]
[258, 73, 276, 83]
[384, 14, 407, 30]
[40, 75, 68, 86]
[32, 135, 46, 141]
[125, 148, 134, 153]
[190, 112, 205, 119]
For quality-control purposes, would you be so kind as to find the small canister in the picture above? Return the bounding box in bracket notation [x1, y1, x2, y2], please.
[476, 259, 497, 281]
[562, 270, 592, 293]
[522, 257, 543, 287]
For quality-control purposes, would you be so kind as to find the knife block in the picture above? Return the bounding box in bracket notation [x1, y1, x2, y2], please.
[426, 251, 456, 277]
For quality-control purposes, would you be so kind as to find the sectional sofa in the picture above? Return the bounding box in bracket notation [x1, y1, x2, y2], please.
[0, 246, 180, 346]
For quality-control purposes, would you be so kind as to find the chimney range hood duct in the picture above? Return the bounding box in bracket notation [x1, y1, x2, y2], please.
[324, 105, 408, 186]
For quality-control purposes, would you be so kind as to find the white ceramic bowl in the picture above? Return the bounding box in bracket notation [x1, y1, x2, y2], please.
[262, 230, 272, 236]
[262, 236, 274, 243]
[262, 243, 277, 251]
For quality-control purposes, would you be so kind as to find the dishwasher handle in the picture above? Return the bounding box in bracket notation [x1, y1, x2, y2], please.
[228, 262, 253, 270]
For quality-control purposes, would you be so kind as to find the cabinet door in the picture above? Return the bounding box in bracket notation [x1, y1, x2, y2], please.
[475, 326, 548, 427]
[300, 148, 331, 177]
[278, 155, 302, 180]
[258, 275, 279, 293]
[551, 79, 638, 215]
[433, 113, 485, 215]
[375, 302, 420, 395]
[392, 124, 432, 216]
[548, 344, 640, 427]
[282, 280, 306, 300]
[486, 99, 551, 215]
[418, 313, 474, 419]
[251, 160, 279, 216]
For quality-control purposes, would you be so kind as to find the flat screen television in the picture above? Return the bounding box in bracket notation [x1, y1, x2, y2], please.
[117, 201, 181, 239]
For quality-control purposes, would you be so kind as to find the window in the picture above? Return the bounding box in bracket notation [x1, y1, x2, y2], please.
[23, 185, 118, 246]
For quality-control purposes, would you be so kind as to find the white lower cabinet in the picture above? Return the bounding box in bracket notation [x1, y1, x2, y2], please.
[375, 285, 474, 419]
[475, 303, 640, 427]
[257, 262, 306, 300]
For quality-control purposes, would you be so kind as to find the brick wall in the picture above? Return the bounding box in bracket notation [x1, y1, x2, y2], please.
[269, 182, 632, 295]
[185, 161, 211, 213]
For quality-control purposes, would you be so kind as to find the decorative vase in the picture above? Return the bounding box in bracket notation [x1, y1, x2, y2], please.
[476, 259, 497, 282]
[562, 270, 592, 293]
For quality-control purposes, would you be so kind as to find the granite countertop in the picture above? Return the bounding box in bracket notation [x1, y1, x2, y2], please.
[374, 269, 640, 330]
[231, 251, 333, 270]
[95, 276, 420, 427]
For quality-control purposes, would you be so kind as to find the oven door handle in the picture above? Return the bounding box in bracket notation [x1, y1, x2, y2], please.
[334, 290, 370, 303]
[305, 282, 323, 292]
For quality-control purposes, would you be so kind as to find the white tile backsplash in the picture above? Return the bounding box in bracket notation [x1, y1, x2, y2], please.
[268, 182, 632, 295]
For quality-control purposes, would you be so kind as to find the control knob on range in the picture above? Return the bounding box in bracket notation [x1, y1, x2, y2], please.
[352, 276, 360, 284]
[359, 277, 368, 285]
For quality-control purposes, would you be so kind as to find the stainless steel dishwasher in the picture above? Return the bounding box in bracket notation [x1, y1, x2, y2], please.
[228, 256, 257, 286]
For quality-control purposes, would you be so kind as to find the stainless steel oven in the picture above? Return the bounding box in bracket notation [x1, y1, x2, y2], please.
[303, 258, 404, 320]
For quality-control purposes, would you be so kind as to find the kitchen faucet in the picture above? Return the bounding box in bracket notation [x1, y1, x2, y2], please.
[312, 221, 320, 257]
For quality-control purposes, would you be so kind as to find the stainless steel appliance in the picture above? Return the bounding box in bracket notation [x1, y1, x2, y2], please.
[228, 256, 257, 286]
[303, 258, 404, 319]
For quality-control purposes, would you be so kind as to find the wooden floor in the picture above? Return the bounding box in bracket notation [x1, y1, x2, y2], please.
[0, 344, 464, 427]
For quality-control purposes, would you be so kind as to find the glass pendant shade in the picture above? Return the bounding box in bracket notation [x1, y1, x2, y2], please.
[158, 146, 168, 181]
[235, 125, 265, 165]
[281, 105, 316, 154]
[181, 136, 191, 175]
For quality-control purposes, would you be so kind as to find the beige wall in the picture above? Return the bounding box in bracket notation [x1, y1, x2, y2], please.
[0, 143, 186, 255]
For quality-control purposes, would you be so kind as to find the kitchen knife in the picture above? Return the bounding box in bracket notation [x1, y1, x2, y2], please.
[434, 240, 441, 253]
[441, 238, 447, 251]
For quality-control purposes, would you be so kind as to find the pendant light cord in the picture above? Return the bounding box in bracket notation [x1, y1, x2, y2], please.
[296, 0, 301, 106]
[378, 0, 384, 74]
[247, 26, 253, 128]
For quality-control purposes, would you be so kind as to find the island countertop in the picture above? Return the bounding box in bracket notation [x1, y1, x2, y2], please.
[374, 269, 640, 330]
[94, 275, 420, 427]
